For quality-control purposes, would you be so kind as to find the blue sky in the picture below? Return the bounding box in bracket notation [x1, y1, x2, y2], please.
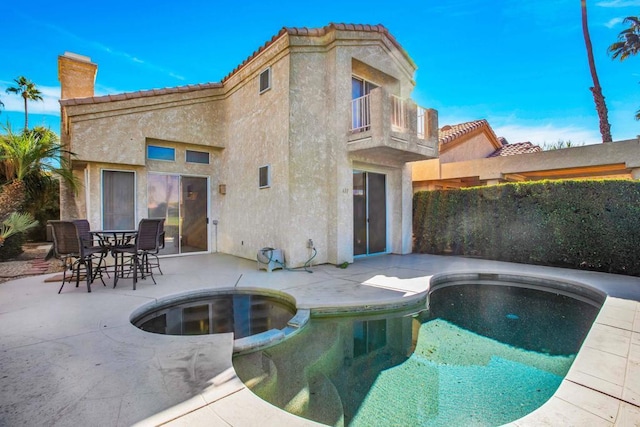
[1, 0, 638, 145]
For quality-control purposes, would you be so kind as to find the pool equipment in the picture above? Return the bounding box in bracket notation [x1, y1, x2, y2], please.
[257, 247, 284, 272]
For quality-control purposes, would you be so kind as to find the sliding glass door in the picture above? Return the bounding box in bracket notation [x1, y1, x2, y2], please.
[147, 173, 208, 255]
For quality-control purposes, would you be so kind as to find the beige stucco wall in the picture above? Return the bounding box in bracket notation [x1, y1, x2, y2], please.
[217, 47, 292, 263]
[61, 27, 424, 267]
[440, 131, 498, 163]
[67, 94, 225, 166]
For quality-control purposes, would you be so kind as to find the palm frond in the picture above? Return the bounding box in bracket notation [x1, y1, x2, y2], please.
[0, 212, 38, 247]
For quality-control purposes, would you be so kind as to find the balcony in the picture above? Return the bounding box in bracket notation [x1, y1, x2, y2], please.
[348, 87, 439, 163]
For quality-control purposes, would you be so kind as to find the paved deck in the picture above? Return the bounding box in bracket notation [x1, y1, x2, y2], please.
[0, 253, 639, 426]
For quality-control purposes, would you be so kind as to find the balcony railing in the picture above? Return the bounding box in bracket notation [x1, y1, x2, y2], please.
[350, 92, 429, 140]
[347, 88, 438, 162]
[391, 95, 406, 131]
[417, 106, 426, 140]
[351, 94, 371, 132]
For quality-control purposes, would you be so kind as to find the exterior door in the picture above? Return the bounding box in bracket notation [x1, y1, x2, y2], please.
[181, 176, 208, 253]
[353, 171, 387, 256]
[147, 173, 208, 254]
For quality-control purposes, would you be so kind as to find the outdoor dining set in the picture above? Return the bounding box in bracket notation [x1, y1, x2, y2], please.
[48, 218, 165, 293]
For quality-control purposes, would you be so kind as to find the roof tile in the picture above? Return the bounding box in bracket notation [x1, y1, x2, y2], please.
[439, 119, 495, 145]
[488, 141, 542, 157]
[61, 23, 408, 107]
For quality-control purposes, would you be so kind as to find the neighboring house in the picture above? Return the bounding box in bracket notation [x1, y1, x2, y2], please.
[412, 119, 640, 191]
[58, 23, 439, 268]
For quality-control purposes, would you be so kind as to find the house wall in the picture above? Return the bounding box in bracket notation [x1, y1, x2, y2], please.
[61, 26, 425, 267]
[440, 131, 498, 163]
[217, 45, 292, 262]
[67, 93, 225, 166]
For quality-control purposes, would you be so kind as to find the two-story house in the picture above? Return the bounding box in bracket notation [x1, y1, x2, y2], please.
[58, 23, 438, 268]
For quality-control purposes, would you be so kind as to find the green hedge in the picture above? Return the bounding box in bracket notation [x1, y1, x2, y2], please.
[413, 180, 640, 276]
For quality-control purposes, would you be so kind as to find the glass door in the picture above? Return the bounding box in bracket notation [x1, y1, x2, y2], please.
[353, 171, 387, 256]
[147, 173, 208, 255]
[181, 176, 208, 253]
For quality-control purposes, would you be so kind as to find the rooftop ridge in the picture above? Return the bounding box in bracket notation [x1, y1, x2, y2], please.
[61, 23, 410, 106]
[439, 119, 493, 145]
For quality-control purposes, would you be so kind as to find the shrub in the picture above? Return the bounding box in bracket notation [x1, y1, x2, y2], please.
[413, 180, 640, 276]
[0, 233, 25, 260]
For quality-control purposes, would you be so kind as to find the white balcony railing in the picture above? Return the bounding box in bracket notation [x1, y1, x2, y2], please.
[391, 95, 406, 131]
[417, 106, 426, 140]
[350, 94, 371, 132]
[350, 91, 431, 142]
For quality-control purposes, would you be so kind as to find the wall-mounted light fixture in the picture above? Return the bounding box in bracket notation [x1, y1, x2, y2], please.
[219, 184, 226, 195]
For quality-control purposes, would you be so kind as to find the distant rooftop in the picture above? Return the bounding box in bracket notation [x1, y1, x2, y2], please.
[488, 141, 542, 157]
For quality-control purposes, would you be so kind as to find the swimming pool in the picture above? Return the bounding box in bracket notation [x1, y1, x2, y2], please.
[233, 273, 605, 426]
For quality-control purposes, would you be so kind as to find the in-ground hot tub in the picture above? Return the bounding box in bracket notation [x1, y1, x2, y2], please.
[130, 288, 310, 354]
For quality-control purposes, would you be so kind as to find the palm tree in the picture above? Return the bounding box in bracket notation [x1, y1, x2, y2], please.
[608, 16, 640, 61]
[581, 0, 613, 142]
[5, 76, 43, 130]
[0, 125, 77, 222]
[609, 16, 640, 121]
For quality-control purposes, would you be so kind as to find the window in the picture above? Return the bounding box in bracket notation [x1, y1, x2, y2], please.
[186, 150, 210, 164]
[102, 170, 135, 230]
[259, 68, 271, 94]
[147, 145, 175, 161]
[259, 165, 270, 188]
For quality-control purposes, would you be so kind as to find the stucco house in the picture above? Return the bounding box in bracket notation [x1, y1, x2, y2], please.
[58, 23, 439, 268]
[412, 119, 640, 191]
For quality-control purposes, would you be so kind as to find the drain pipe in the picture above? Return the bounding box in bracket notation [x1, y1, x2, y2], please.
[212, 219, 218, 252]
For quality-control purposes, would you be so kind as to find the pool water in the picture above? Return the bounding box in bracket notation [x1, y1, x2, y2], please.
[233, 283, 601, 426]
[132, 292, 296, 339]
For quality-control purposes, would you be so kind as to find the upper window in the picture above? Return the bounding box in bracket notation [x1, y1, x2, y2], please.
[259, 68, 271, 94]
[259, 165, 271, 188]
[147, 145, 175, 161]
[186, 150, 210, 164]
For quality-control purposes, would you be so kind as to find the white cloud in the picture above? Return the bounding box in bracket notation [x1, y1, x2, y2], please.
[605, 17, 624, 28]
[596, 0, 640, 7]
[0, 82, 60, 116]
[492, 123, 601, 146]
[42, 22, 185, 82]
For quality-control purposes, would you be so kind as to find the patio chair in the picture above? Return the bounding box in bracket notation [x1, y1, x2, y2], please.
[112, 218, 163, 290]
[142, 218, 165, 277]
[73, 219, 109, 279]
[49, 220, 106, 293]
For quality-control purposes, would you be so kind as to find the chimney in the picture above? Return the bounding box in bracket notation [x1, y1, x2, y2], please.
[58, 52, 97, 100]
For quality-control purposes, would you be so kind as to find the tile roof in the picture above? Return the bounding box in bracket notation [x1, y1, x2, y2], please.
[439, 119, 499, 146]
[488, 141, 542, 157]
[221, 23, 411, 82]
[61, 23, 407, 107]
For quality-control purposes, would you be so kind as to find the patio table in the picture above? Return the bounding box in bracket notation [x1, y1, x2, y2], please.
[90, 230, 138, 285]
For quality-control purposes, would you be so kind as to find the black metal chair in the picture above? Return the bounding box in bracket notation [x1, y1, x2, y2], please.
[142, 218, 165, 277]
[73, 219, 109, 279]
[112, 218, 163, 290]
[49, 220, 106, 293]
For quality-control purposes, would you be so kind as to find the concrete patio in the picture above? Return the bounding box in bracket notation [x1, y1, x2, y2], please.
[0, 252, 639, 426]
